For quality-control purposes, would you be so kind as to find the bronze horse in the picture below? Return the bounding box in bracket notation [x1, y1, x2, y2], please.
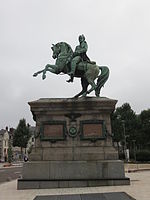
[33, 42, 109, 97]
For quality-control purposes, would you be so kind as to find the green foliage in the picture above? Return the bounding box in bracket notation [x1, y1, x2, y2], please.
[13, 119, 31, 149]
[118, 152, 125, 160]
[137, 109, 150, 149]
[112, 103, 150, 162]
[111, 103, 137, 146]
[111, 112, 123, 142]
[136, 150, 150, 161]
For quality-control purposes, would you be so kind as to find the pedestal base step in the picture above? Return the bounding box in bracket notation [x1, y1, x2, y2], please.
[34, 192, 135, 200]
[18, 177, 130, 189]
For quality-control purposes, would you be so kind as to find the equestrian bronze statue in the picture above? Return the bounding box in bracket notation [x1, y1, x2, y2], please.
[33, 35, 109, 97]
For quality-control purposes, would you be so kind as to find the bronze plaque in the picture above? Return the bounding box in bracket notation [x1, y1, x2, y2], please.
[83, 124, 103, 137]
[44, 124, 63, 137]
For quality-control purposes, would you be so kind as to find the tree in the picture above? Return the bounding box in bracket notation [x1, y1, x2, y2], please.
[112, 103, 150, 161]
[111, 103, 138, 155]
[138, 109, 150, 149]
[13, 119, 31, 158]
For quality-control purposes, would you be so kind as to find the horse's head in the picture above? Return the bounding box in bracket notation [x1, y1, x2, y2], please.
[51, 43, 61, 59]
[51, 42, 73, 60]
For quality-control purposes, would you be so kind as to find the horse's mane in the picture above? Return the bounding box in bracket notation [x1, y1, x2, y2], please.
[55, 42, 73, 54]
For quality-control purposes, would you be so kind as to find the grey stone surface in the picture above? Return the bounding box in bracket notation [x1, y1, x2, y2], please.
[42, 147, 73, 161]
[22, 162, 49, 179]
[18, 178, 130, 189]
[18, 180, 40, 190]
[29, 146, 119, 161]
[39, 181, 59, 189]
[18, 97, 130, 189]
[4, 170, 150, 200]
[28, 97, 118, 163]
[33, 192, 135, 200]
[34, 194, 81, 200]
[58, 181, 69, 188]
[22, 160, 125, 180]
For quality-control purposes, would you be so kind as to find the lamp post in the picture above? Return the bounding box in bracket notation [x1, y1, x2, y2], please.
[116, 115, 128, 161]
[121, 120, 129, 162]
[132, 139, 136, 162]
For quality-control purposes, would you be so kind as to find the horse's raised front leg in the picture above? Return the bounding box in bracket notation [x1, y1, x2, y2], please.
[33, 64, 53, 78]
[42, 64, 59, 79]
[33, 69, 44, 77]
[42, 64, 49, 79]
[33, 64, 58, 80]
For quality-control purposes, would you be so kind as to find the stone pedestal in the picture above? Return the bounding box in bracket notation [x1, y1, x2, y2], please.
[18, 97, 130, 189]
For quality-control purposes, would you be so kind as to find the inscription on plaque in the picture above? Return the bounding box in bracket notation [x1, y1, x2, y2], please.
[80, 120, 106, 140]
[44, 124, 63, 137]
[83, 124, 103, 137]
[40, 121, 66, 141]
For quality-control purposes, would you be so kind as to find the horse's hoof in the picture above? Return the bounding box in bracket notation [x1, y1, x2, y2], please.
[66, 78, 73, 83]
[82, 93, 87, 97]
[73, 96, 78, 98]
[42, 74, 46, 80]
[33, 73, 37, 77]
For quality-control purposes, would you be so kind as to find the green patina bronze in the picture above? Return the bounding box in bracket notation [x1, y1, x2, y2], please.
[33, 35, 109, 97]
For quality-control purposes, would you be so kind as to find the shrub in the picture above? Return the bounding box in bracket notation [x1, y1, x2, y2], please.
[119, 152, 125, 160]
[136, 150, 150, 161]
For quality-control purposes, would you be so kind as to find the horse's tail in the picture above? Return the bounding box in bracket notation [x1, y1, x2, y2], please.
[95, 66, 110, 96]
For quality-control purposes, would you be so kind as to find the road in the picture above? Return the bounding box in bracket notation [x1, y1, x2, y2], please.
[0, 166, 22, 184]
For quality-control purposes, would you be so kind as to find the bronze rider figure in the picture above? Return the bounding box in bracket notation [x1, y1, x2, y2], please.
[67, 34, 90, 82]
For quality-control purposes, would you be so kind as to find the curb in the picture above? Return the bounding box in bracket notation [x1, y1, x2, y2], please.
[126, 168, 150, 173]
[0, 164, 23, 169]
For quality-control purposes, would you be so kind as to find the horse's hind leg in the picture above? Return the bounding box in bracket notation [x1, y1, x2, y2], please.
[82, 80, 97, 96]
[74, 78, 89, 98]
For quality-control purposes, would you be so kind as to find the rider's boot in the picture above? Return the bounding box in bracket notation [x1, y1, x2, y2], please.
[67, 62, 76, 83]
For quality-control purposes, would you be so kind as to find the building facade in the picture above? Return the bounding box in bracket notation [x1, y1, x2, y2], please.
[0, 128, 9, 162]
[0, 126, 35, 162]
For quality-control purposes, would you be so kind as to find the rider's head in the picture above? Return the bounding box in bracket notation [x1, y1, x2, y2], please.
[79, 34, 85, 43]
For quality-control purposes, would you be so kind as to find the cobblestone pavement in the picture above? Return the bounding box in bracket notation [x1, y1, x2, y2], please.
[0, 166, 22, 184]
[0, 170, 150, 200]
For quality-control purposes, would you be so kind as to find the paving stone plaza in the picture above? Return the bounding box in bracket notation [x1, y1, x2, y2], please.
[0, 170, 150, 200]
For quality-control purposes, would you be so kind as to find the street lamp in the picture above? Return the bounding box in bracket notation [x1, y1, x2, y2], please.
[132, 139, 136, 162]
[119, 119, 129, 162]
[121, 120, 128, 161]
[116, 115, 129, 161]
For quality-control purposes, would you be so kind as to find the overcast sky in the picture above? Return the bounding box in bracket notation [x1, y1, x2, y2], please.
[0, 0, 150, 128]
